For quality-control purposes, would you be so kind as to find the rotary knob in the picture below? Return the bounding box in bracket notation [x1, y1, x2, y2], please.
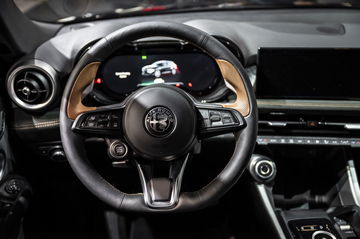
[249, 154, 277, 183]
[312, 231, 336, 239]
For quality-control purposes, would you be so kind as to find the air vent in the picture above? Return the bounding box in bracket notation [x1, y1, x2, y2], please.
[7, 60, 58, 111]
[14, 71, 51, 104]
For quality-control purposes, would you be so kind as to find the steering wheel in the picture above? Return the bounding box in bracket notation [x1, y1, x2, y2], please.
[60, 22, 257, 213]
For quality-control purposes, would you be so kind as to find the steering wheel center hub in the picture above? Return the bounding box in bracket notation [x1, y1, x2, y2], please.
[144, 106, 176, 137]
[122, 85, 197, 160]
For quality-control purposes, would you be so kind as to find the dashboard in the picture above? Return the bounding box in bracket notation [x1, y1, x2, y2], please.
[4, 8, 360, 155]
[4, 7, 360, 238]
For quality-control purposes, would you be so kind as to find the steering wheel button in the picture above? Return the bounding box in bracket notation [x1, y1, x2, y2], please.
[88, 115, 96, 121]
[97, 120, 109, 128]
[86, 121, 96, 128]
[199, 109, 209, 119]
[99, 114, 109, 120]
[221, 111, 231, 117]
[223, 117, 233, 125]
[201, 119, 211, 127]
[110, 120, 120, 128]
[209, 110, 220, 116]
[211, 121, 224, 127]
[110, 114, 120, 119]
[210, 115, 221, 122]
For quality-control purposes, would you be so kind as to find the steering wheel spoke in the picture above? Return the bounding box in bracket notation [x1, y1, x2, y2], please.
[135, 154, 189, 209]
[196, 103, 246, 138]
[71, 103, 125, 137]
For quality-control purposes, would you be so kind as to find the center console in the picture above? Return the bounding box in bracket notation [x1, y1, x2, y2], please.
[280, 206, 360, 239]
[285, 216, 340, 239]
[249, 154, 360, 239]
[250, 47, 360, 239]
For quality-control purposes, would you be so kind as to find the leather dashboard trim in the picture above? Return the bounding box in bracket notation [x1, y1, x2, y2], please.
[67, 62, 99, 120]
[216, 59, 250, 116]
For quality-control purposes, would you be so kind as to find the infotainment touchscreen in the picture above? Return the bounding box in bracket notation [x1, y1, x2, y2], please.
[256, 48, 360, 101]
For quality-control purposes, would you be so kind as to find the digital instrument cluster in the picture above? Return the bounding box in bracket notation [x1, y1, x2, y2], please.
[92, 51, 223, 101]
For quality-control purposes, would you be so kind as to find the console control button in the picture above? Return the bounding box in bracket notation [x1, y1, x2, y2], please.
[257, 162, 273, 177]
[254, 160, 276, 180]
[334, 217, 356, 238]
[257, 136, 360, 148]
[249, 155, 277, 183]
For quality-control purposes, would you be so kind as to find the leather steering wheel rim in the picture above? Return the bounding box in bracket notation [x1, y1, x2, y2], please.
[60, 21, 257, 213]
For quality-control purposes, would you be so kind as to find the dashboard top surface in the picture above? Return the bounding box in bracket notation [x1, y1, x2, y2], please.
[31, 8, 360, 75]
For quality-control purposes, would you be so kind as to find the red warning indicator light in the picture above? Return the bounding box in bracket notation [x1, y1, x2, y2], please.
[187, 82, 193, 87]
[175, 83, 180, 87]
[95, 78, 103, 84]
